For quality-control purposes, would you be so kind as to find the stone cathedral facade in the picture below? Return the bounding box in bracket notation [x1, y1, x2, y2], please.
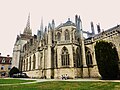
[12, 15, 120, 79]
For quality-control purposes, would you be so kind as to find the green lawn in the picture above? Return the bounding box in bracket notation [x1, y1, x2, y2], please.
[0, 80, 120, 90]
[0, 78, 35, 84]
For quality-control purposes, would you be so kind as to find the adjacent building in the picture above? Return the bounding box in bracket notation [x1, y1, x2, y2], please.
[0, 54, 12, 77]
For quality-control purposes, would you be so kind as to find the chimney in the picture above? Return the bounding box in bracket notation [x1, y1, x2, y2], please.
[7, 55, 10, 57]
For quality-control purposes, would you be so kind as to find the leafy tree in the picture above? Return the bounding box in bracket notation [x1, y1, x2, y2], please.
[9, 67, 20, 77]
[95, 41, 119, 80]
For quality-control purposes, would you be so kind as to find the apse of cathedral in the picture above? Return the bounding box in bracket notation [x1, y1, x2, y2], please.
[12, 14, 120, 79]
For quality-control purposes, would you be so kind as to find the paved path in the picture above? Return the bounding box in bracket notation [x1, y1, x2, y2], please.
[0, 78, 120, 86]
[21, 78, 120, 82]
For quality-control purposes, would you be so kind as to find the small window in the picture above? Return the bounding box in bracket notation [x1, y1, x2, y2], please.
[8, 66, 11, 70]
[9, 59, 12, 63]
[1, 66, 4, 70]
[2, 58, 5, 63]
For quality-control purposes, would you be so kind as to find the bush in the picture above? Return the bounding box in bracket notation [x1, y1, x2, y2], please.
[9, 67, 20, 77]
[95, 41, 119, 79]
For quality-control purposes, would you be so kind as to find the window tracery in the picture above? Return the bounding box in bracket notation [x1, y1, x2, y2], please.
[57, 32, 61, 41]
[86, 51, 93, 66]
[61, 47, 70, 67]
[33, 54, 36, 69]
[65, 30, 70, 40]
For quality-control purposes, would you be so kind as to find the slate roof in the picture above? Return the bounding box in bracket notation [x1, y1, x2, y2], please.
[0, 56, 12, 64]
[56, 18, 76, 29]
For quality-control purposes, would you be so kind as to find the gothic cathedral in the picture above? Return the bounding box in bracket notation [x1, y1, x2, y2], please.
[12, 14, 120, 79]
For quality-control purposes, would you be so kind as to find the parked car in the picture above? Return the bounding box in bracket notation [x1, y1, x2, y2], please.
[12, 73, 29, 78]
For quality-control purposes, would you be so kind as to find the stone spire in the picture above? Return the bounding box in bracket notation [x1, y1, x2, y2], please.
[76, 15, 81, 37]
[91, 22, 95, 35]
[75, 14, 78, 26]
[78, 16, 83, 38]
[48, 25, 52, 45]
[45, 26, 47, 33]
[52, 19, 55, 30]
[48, 23, 52, 31]
[37, 30, 41, 41]
[44, 26, 48, 45]
[26, 13, 30, 29]
[23, 13, 32, 36]
[78, 16, 81, 31]
[97, 23, 101, 33]
[51, 19, 55, 41]
[40, 17, 44, 36]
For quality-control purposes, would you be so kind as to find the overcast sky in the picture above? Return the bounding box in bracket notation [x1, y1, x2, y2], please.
[0, 0, 120, 56]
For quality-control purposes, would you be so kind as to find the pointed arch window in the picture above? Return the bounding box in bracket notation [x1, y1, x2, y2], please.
[86, 51, 93, 66]
[23, 60, 25, 71]
[74, 31, 77, 40]
[57, 32, 61, 41]
[29, 57, 31, 71]
[33, 54, 36, 69]
[26, 59, 28, 71]
[61, 47, 70, 67]
[65, 30, 70, 40]
[74, 47, 82, 67]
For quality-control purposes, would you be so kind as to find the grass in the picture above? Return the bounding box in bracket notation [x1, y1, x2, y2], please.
[0, 80, 120, 90]
[0, 78, 35, 84]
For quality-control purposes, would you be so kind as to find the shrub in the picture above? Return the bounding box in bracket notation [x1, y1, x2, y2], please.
[9, 67, 20, 77]
[95, 41, 119, 79]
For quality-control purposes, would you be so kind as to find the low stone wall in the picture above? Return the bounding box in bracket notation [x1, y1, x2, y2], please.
[24, 70, 42, 78]
[24, 66, 100, 79]
[54, 68, 82, 79]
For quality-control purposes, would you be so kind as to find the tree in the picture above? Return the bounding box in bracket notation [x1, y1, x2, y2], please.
[9, 67, 20, 77]
[95, 41, 119, 80]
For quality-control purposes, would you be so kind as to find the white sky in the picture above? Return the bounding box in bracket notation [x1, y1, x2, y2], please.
[0, 0, 120, 56]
